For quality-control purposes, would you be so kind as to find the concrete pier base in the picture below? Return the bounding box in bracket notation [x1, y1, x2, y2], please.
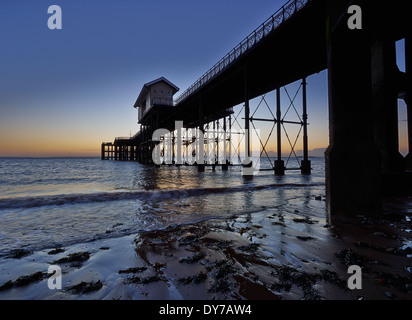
[222, 160, 229, 171]
[242, 160, 254, 176]
[326, 1, 382, 221]
[406, 154, 412, 171]
[300, 160, 311, 175]
[372, 39, 405, 174]
[274, 160, 285, 176]
[406, 94, 412, 171]
[405, 37, 412, 170]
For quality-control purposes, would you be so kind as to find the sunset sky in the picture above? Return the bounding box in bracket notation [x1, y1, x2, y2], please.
[0, 0, 408, 157]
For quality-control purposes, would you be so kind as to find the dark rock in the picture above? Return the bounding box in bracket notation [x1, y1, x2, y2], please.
[237, 243, 260, 253]
[127, 275, 166, 285]
[53, 252, 90, 265]
[153, 262, 167, 272]
[178, 272, 207, 285]
[320, 270, 347, 289]
[375, 272, 412, 292]
[208, 277, 232, 293]
[215, 240, 233, 249]
[293, 217, 316, 224]
[178, 234, 198, 246]
[336, 249, 367, 267]
[0, 281, 13, 291]
[0, 271, 46, 291]
[297, 236, 315, 241]
[7, 249, 32, 259]
[272, 222, 287, 227]
[271, 265, 321, 300]
[14, 272, 45, 287]
[214, 259, 237, 279]
[66, 280, 103, 294]
[118, 266, 147, 274]
[179, 252, 206, 264]
[48, 248, 65, 255]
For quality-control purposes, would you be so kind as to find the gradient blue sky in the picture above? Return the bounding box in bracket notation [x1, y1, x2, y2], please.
[0, 0, 407, 157]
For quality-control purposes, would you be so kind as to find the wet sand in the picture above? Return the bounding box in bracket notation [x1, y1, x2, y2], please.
[0, 197, 411, 300]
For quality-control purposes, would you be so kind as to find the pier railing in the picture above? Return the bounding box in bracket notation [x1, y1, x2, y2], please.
[115, 136, 132, 141]
[174, 0, 309, 105]
[139, 97, 174, 120]
[152, 97, 174, 106]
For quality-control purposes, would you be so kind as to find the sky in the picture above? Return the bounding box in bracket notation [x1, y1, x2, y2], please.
[0, 0, 408, 157]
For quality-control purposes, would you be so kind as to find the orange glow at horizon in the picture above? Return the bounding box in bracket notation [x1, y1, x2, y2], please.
[0, 140, 408, 159]
[0, 139, 101, 157]
[0, 125, 408, 158]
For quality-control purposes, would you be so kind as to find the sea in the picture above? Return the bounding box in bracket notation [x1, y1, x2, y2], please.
[0, 157, 326, 258]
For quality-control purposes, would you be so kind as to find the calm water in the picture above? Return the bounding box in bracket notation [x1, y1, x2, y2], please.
[0, 157, 326, 257]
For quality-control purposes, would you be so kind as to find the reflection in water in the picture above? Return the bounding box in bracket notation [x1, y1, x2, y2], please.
[0, 157, 326, 256]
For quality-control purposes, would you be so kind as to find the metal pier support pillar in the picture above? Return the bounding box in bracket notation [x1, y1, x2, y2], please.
[176, 122, 182, 166]
[215, 120, 219, 166]
[114, 144, 119, 161]
[228, 114, 232, 165]
[242, 66, 253, 176]
[243, 66, 252, 170]
[301, 78, 311, 175]
[198, 98, 205, 172]
[101, 144, 105, 160]
[212, 120, 216, 170]
[171, 131, 175, 165]
[274, 87, 285, 175]
[325, 1, 382, 221]
[222, 116, 229, 171]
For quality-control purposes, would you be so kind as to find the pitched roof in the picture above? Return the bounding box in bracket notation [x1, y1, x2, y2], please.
[134, 77, 180, 108]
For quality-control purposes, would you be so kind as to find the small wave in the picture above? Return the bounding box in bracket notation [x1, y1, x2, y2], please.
[0, 182, 324, 210]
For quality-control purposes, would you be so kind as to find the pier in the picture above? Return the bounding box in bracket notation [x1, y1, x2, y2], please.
[102, 0, 411, 222]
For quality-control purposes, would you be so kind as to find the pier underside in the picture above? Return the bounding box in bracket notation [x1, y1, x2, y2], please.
[102, 0, 412, 221]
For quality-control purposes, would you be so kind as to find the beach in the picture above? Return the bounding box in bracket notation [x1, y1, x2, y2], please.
[1, 196, 411, 300]
[1, 0, 410, 307]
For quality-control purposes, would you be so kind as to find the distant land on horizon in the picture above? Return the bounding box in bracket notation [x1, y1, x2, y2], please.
[265, 147, 327, 158]
[0, 148, 328, 159]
